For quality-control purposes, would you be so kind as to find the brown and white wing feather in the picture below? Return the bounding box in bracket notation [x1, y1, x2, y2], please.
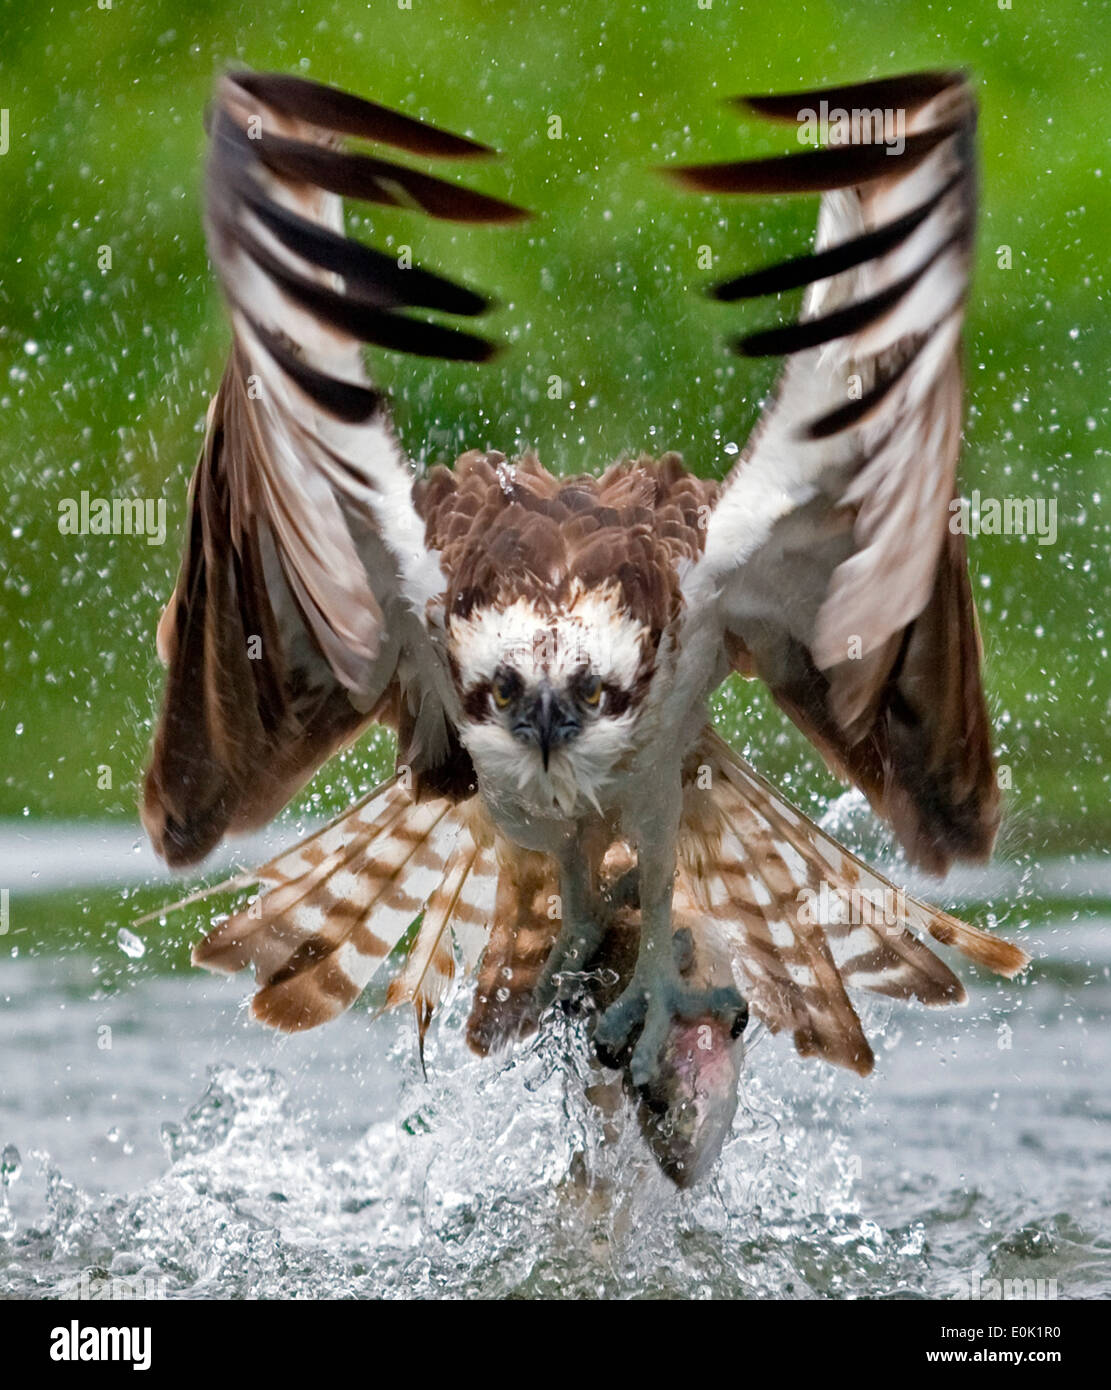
[677, 72, 997, 874]
[144, 72, 525, 867]
[450, 842, 500, 979]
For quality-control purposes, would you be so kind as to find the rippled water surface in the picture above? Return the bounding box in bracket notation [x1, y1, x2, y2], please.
[1, 905, 1107, 1301]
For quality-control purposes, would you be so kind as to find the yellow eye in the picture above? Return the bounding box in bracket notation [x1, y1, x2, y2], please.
[492, 674, 515, 708]
[581, 674, 602, 706]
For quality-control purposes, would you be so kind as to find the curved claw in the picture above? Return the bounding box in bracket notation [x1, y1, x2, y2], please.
[592, 981, 649, 1068]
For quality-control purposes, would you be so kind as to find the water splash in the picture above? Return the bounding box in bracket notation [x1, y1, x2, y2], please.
[0, 1008, 880, 1299]
[1, 926, 1107, 1301]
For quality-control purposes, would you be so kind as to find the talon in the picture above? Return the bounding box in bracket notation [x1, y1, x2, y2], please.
[592, 983, 646, 1069]
[694, 985, 748, 1039]
[596, 976, 749, 1089]
[671, 927, 695, 976]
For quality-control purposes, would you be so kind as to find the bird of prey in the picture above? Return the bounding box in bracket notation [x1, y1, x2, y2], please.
[143, 68, 1029, 1186]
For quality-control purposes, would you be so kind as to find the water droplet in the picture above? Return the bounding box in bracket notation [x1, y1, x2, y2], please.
[0, 1145, 21, 1188]
[116, 927, 146, 959]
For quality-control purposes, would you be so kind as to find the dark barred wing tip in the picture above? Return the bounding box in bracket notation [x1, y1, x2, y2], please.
[238, 183, 491, 317]
[211, 70, 529, 364]
[803, 340, 925, 440]
[732, 241, 955, 360]
[664, 121, 964, 197]
[211, 105, 528, 226]
[730, 69, 967, 122]
[665, 70, 975, 415]
[711, 169, 963, 302]
[246, 318, 387, 423]
[231, 70, 496, 159]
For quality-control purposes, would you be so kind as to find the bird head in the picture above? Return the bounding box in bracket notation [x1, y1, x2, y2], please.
[449, 586, 653, 817]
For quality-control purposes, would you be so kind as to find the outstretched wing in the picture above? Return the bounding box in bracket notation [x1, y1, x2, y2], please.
[144, 72, 525, 866]
[676, 72, 997, 874]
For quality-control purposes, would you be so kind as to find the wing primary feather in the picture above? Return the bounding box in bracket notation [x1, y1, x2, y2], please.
[232, 70, 496, 157]
[712, 171, 962, 301]
[734, 233, 962, 358]
[665, 121, 963, 196]
[247, 131, 529, 221]
[803, 334, 928, 439]
[226, 220, 496, 359]
[240, 187, 490, 316]
[732, 70, 967, 122]
[242, 317, 383, 421]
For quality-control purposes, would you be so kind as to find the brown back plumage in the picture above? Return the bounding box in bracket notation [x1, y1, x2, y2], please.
[416, 450, 717, 636]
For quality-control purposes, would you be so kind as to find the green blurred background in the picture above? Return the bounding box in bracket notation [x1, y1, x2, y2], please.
[1, 0, 1108, 866]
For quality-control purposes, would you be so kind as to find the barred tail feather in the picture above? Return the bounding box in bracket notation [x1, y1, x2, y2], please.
[386, 839, 498, 1053]
[194, 773, 408, 977]
[917, 905, 1032, 977]
[710, 738, 1029, 979]
[682, 730, 1029, 1075]
[465, 846, 560, 1057]
[135, 778, 406, 932]
[193, 778, 497, 1034]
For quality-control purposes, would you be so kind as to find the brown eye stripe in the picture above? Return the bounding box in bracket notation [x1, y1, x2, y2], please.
[601, 681, 630, 716]
[462, 686, 493, 721]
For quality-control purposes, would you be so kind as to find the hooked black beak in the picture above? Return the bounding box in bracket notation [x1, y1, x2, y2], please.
[516, 683, 580, 770]
[536, 685, 557, 771]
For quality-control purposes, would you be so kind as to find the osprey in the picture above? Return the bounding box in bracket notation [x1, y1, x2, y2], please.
[143, 69, 1029, 1186]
